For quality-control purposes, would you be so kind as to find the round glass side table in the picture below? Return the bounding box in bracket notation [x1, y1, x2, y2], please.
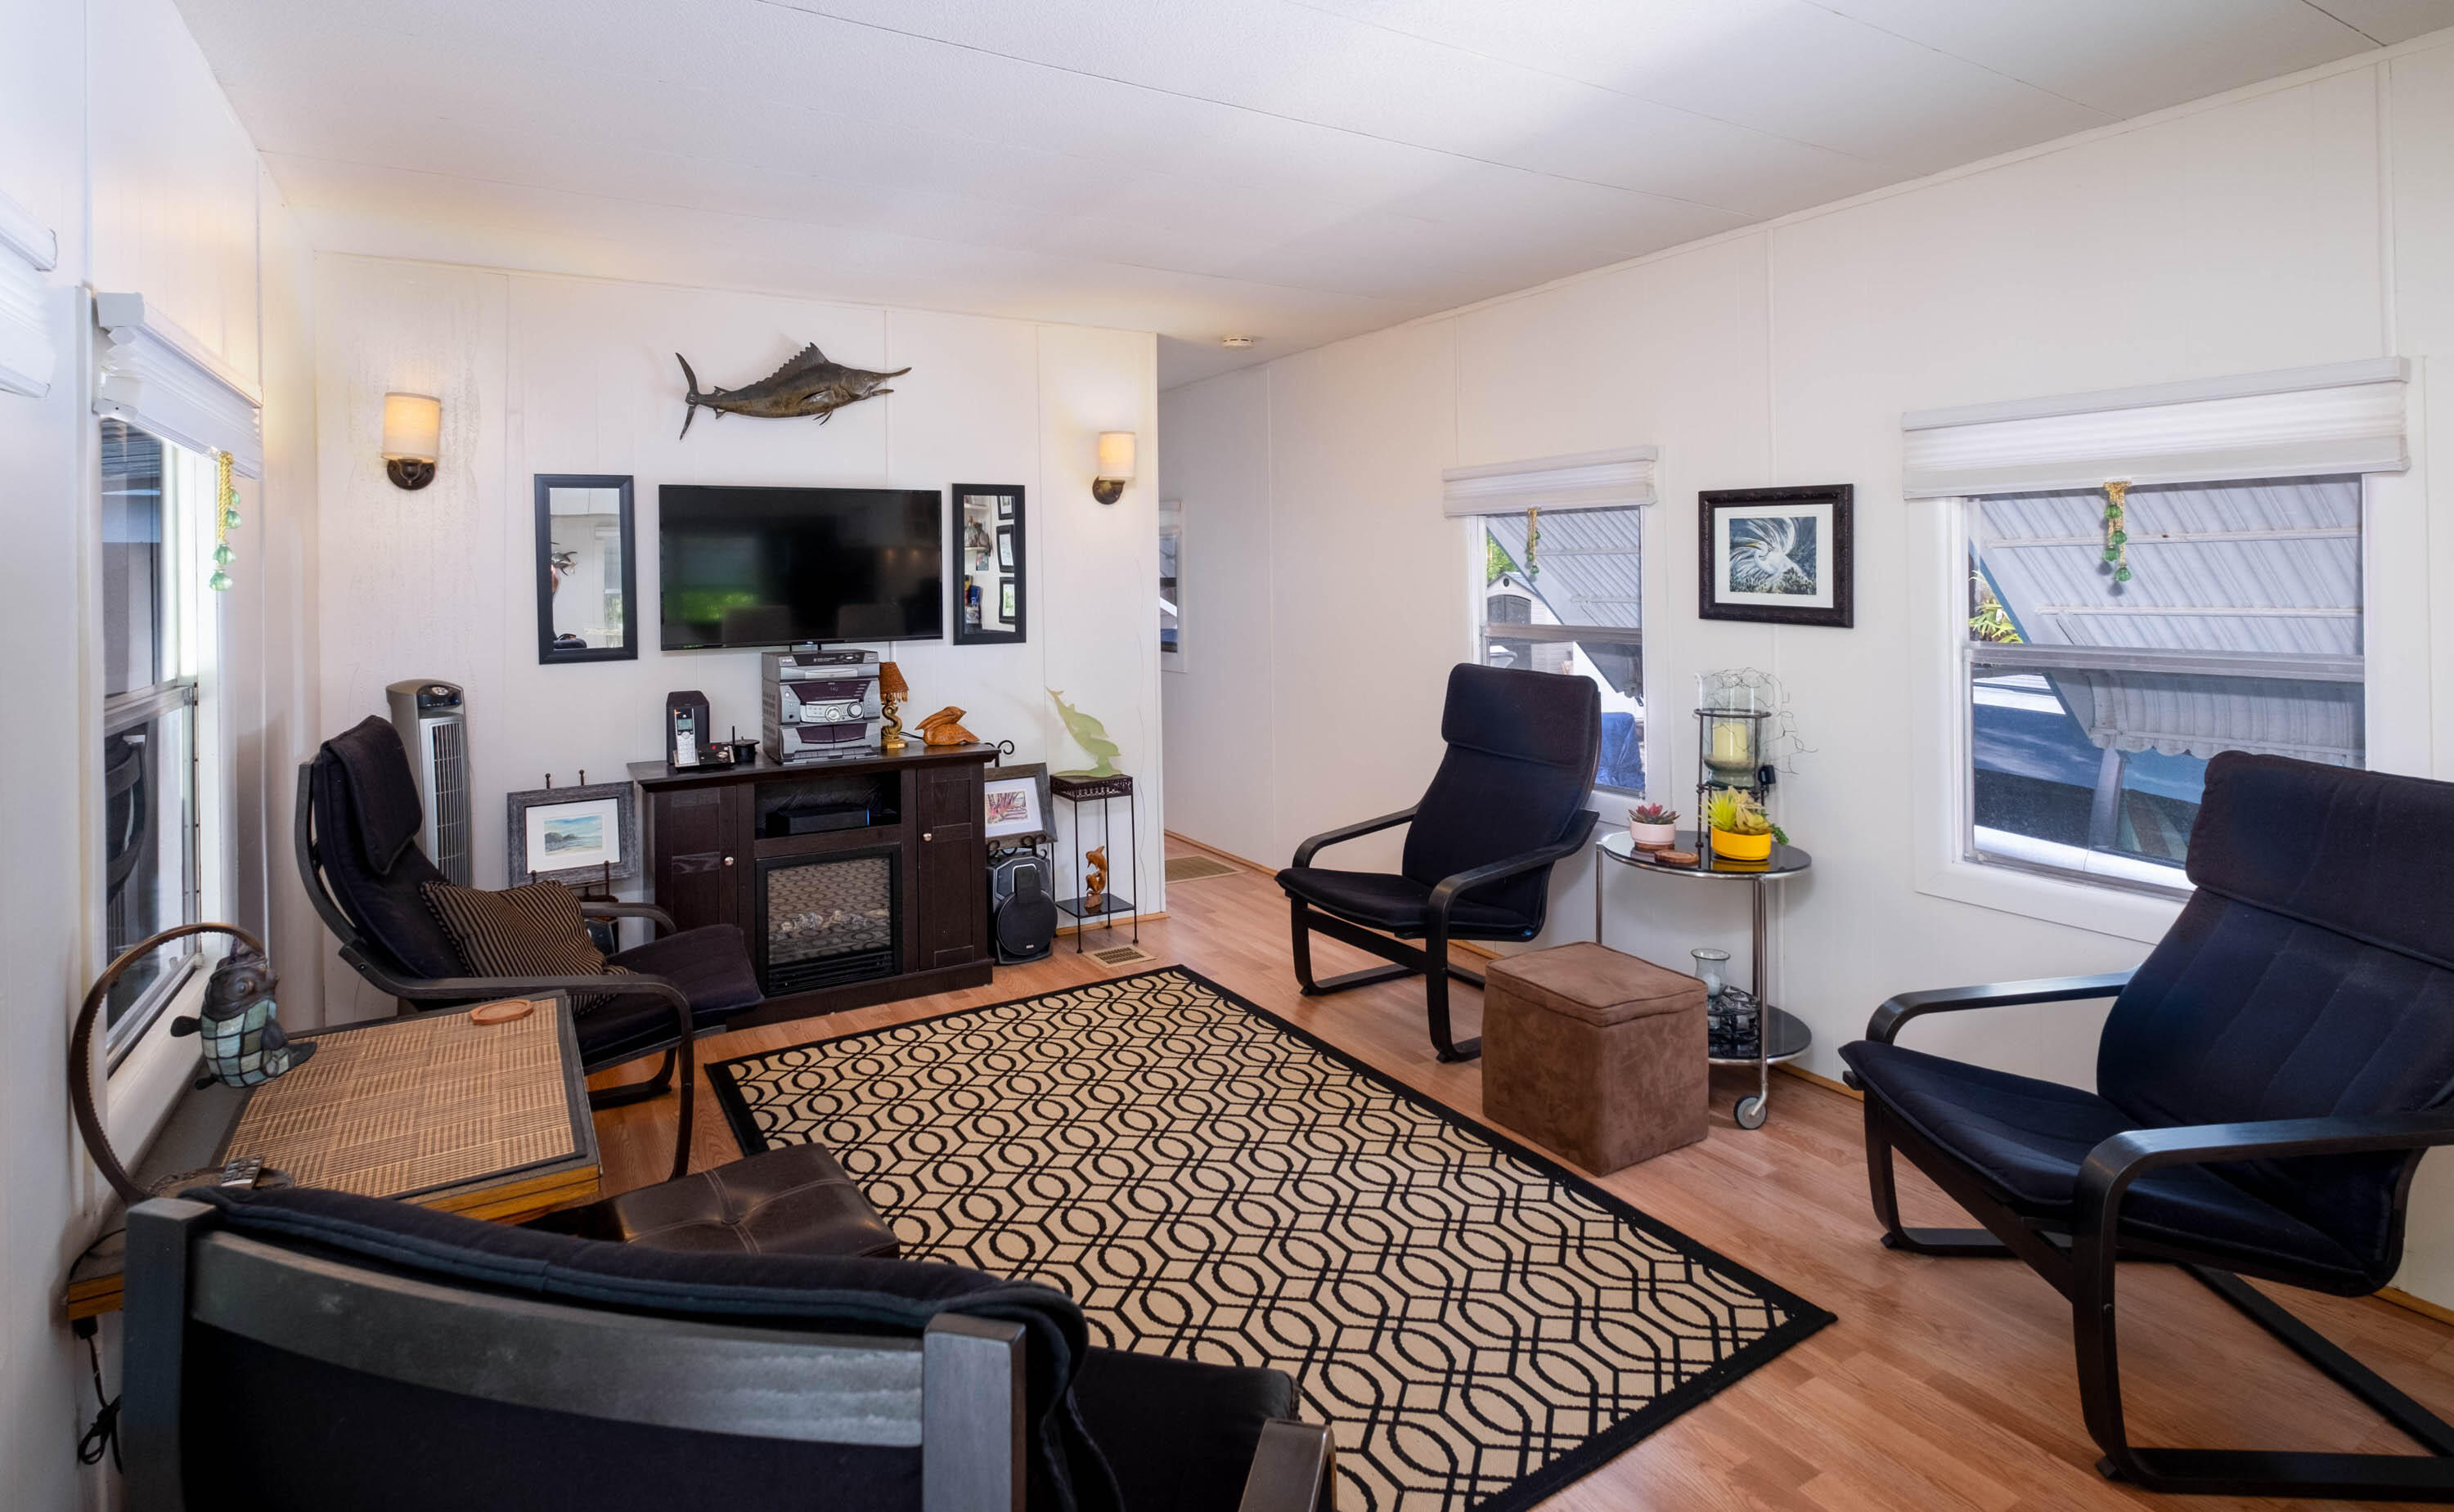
[1596, 828, 1813, 1129]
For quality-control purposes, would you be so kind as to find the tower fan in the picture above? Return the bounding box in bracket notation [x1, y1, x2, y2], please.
[385, 678, 472, 885]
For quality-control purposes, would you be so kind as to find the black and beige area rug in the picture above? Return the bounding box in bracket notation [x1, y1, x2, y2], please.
[708, 968, 1832, 1512]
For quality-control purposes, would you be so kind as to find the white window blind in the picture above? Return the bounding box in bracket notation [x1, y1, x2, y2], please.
[92, 292, 264, 478]
[0, 186, 58, 399]
[1902, 359, 2408, 500]
[1441, 446, 1658, 517]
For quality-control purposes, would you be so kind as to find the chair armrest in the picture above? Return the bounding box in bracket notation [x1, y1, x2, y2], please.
[1426, 810, 1600, 918]
[2076, 1110, 2454, 1241]
[1292, 807, 1418, 868]
[581, 900, 677, 936]
[1867, 971, 2134, 1045]
[1236, 1420, 1334, 1512]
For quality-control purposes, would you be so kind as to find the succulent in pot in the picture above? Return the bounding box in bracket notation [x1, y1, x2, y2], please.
[1627, 801, 1679, 850]
[1706, 789, 1778, 862]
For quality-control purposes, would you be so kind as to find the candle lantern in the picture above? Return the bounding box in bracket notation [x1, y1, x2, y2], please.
[1693, 669, 1781, 868]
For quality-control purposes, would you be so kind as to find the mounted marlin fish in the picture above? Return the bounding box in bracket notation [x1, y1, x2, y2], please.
[674, 343, 911, 438]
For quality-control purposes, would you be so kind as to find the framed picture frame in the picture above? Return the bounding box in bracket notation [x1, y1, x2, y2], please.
[505, 782, 638, 886]
[533, 475, 638, 663]
[1698, 484, 1854, 628]
[982, 761, 1052, 845]
[953, 484, 1026, 646]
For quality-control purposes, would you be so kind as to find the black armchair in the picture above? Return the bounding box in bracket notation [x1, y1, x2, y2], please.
[296, 716, 762, 1179]
[123, 1185, 1333, 1512]
[1279, 665, 1600, 1061]
[1842, 752, 2454, 1500]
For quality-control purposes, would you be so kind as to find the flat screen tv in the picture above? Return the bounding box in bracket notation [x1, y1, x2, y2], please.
[659, 486, 943, 649]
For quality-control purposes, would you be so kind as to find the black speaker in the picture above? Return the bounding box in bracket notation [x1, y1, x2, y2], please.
[991, 852, 1058, 964]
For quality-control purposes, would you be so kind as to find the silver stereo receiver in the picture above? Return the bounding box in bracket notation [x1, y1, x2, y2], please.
[762, 647, 884, 763]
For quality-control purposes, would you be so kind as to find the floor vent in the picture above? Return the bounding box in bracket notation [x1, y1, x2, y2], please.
[1164, 855, 1240, 883]
[1088, 944, 1158, 968]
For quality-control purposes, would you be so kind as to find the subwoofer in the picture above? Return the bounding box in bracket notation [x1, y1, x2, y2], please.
[990, 852, 1057, 964]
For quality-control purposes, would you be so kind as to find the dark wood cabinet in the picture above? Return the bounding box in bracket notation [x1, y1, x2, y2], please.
[631, 744, 996, 1029]
[915, 762, 987, 971]
[649, 783, 746, 934]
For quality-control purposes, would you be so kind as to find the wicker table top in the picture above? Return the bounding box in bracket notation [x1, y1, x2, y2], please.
[67, 996, 601, 1319]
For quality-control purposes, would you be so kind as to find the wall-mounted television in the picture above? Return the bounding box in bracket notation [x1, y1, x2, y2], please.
[659, 486, 943, 649]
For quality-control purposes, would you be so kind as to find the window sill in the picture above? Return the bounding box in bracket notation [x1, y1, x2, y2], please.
[106, 965, 207, 1174]
[1913, 848, 2185, 946]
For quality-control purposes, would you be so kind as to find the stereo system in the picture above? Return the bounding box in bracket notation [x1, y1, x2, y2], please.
[762, 648, 884, 765]
[989, 851, 1058, 963]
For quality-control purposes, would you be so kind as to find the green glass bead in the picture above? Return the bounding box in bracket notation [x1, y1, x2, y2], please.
[2109, 530, 2127, 545]
[222, 506, 242, 530]
[2114, 565, 2133, 583]
[207, 569, 232, 592]
[213, 542, 236, 567]
[2102, 547, 2119, 561]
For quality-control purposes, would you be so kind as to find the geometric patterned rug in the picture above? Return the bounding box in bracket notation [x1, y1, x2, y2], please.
[708, 967, 1833, 1512]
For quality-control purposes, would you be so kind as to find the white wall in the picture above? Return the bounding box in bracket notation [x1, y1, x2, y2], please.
[1160, 34, 2454, 1299]
[0, 1, 318, 1506]
[312, 258, 1162, 1021]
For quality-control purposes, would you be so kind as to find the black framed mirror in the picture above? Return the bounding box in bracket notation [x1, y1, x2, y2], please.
[952, 483, 1026, 645]
[535, 474, 638, 663]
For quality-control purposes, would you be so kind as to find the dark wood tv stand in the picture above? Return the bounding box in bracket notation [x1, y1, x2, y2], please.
[628, 743, 998, 1030]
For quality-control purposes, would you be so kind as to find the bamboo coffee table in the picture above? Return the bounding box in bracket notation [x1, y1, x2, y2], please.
[66, 994, 601, 1319]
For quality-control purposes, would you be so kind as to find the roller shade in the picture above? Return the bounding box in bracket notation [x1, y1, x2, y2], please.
[0, 186, 57, 399]
[1441, 445, 1658, 517]
[92, 291, 263, 477]
[1903, 359, 2408, 500]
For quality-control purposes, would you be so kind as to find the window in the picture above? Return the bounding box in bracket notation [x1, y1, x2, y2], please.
[1963, 475, 2363, 892]
[100, 418, 206, 1053]
[1476, 506, 1643, 792]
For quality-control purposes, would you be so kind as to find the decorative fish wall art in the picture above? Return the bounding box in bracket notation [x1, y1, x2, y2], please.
[675, 344, 911, 438]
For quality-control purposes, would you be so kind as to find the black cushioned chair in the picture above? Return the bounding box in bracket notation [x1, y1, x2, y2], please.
[1279, 664, 1600, 1062]
[1842, 752, 2454, 1501]
[296, 716, 762, 1179]
[122, 1186, 1333, 1512]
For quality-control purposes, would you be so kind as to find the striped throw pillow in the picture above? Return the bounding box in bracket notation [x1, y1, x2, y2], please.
[421, 879, 631, 1011]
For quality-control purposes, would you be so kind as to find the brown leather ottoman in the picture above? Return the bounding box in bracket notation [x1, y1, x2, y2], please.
[1483, 942, 1707, 1173]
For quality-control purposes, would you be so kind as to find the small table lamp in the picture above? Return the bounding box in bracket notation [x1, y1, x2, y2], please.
[68, 923, 312, 1204]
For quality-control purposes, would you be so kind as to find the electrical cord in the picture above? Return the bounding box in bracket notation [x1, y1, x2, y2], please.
[73, 1317, 120, 1470]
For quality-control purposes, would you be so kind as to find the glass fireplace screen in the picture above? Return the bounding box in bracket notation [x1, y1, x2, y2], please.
[761, 852, 898, 992]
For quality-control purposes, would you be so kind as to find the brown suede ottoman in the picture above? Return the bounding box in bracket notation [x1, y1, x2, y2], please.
[1483, 942, 1708, 1173]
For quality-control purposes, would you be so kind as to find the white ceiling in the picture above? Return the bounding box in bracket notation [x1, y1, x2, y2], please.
[177, 0, 2454, 387]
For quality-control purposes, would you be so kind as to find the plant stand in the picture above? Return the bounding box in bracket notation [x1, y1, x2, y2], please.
[1050, 772, 1139, 950]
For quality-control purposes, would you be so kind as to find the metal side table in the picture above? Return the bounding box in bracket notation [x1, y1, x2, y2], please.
[1595, 828, 1812, 1129]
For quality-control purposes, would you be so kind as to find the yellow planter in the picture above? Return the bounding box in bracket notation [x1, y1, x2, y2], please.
[1710, 827, 1773, 862]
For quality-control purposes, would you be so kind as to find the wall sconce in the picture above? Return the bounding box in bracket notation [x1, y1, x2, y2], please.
[380, 392, 442, 490]
[1093, 430, 1136, 505]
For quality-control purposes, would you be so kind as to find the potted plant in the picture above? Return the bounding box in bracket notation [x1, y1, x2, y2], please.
[1707, 789, 1776, 863]
[1627, 801, 1679, 850]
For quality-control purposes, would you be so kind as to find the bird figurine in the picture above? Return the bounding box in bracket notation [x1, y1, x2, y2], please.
[878, 661, 910, 752]
[1084, 846, 1110, 910]
[1047, 689, 1122, 778]
[916, 707, 978, 747]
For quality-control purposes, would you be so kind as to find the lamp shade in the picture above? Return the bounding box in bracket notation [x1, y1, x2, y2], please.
[380, 392, 442, 461]
[1095, 430, 1136, 482]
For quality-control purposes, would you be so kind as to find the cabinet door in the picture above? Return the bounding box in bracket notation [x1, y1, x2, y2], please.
[653, 785, 746, 934]
[915, 764, 987, 969]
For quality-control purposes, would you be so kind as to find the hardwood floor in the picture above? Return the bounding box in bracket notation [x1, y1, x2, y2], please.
[593, 840, 2454, 1510]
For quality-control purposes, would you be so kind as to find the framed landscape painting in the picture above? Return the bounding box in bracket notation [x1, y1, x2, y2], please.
[1698, 484, 1854, 628]
[506, 781, 638, 886]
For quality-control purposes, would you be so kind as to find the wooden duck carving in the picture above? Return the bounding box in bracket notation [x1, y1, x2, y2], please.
[915, 707, 978, 747]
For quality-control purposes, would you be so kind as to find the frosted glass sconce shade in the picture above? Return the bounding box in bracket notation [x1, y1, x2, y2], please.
[380, 392, 441, 490]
